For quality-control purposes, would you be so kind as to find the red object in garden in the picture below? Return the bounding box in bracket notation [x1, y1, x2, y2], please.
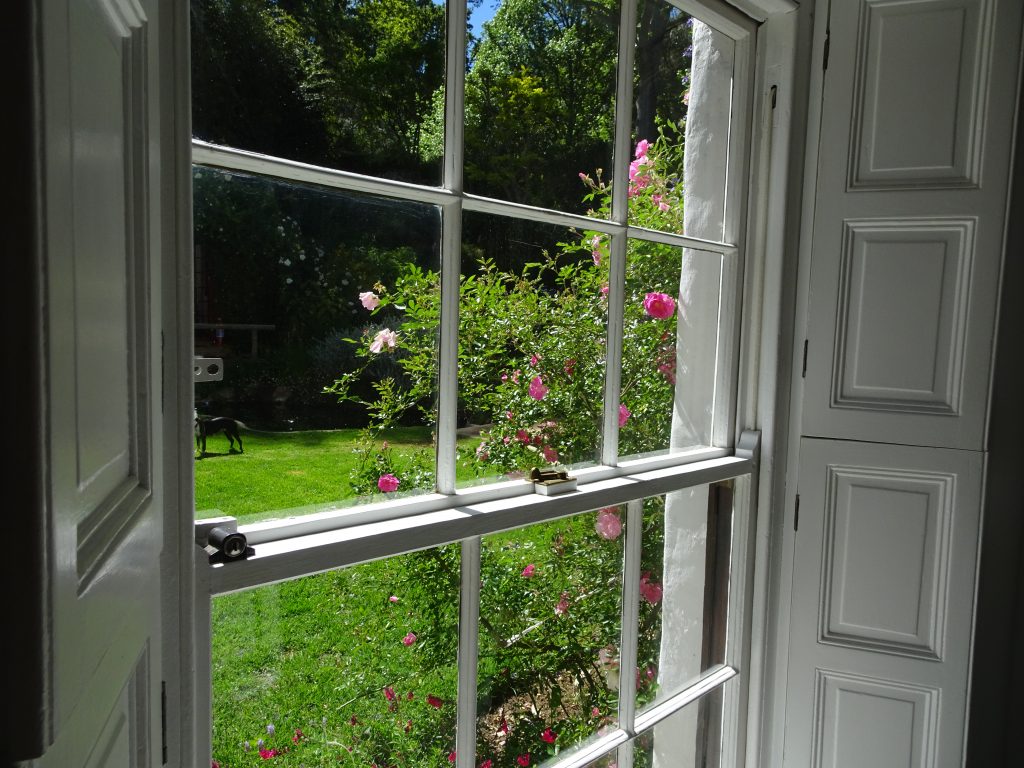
[541, 728, 557, 744]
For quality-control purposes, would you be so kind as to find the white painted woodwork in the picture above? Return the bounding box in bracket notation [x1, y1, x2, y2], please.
[28, 0, 167, 764]
[801, 0, 1021, 450]
[784, 438, 983, 767]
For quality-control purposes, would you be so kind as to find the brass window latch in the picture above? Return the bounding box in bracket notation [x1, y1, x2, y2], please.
[529, 467, 577, 496]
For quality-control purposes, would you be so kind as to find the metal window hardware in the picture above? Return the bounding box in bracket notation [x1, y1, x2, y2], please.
[194, 356, 224, 382]
[195, 516, 254, 564]
[529, 467, 578, 495]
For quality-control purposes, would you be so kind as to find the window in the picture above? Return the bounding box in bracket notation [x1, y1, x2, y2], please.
[189, 1, 762, 767]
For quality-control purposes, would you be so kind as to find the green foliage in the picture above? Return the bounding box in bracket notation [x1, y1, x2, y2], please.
[329, 133, 687, 481]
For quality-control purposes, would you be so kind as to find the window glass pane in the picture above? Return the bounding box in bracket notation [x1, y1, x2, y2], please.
[637, 487, 730, 712]
[476, 507, 626, 766]
[634, 688, 723, 768]
[629, 6, 734, 240]
[210, 546, 460, 767]
[464, 0, 619, 215]
[619, 242, 724, 460]
[457, 212, 608, 488]
[193, 168, 440, 522]
[190, 0, 446, 185]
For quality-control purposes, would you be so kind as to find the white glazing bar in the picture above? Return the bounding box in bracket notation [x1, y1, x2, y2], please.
[207, 455, 753, 595]
[436, 200, 462, 493]
[719, 432, 760, 767]
[463, 193, 624, 234]
[601, 0, 638, 465]
[443, 0, 467, 193]
[541, 730, 630, 768]
[455, 537, 481, 768]
[232, 446, 729, 546]
[436, 0, 469, 493]
[617, 741, 634, 768]
[618, 499, 644, 732]
[631, 664, 738, 734]
[191, 140, 455, 207]
[626, 223, 738, 255]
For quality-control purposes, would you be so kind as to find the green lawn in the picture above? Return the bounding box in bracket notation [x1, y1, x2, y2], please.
[195, 426, 477, 524]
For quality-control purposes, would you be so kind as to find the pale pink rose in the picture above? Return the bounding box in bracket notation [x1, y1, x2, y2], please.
[528, 376, 548, 400]
[402, 632, 416, 646]
[643, 292, 676, 320]
[377, 473, 400, 492]
[359, 291, 380, 310]
[600, 284, 609, 297]
[618, 404, 631, 427]
[541, 444, 558, 463]
[389, 595, 399, 603]
[634, 139, 650, 158]
[369, 328, 398, 353]
[595, 508, 622, 540]
[521, 563, 536, 578]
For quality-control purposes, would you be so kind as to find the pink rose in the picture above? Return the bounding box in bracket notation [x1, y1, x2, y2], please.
[517, 755, 531, 767]
[634, 139, 650, 158]
[639, 572, 663, 604]
[595, 508, 622, 540]
[618, 404, 631, 427]
[541, 728, 558, 744]
[521, 564, 536, 578]
[528, 376, 548, 400]
[643, 292, 676, 320]
[541, 444, 558, 463]
[369, 328, 398, 353]
[378, 474, 400, 492]
[359, 291, 380, 310]
[402, 632, 416, 646]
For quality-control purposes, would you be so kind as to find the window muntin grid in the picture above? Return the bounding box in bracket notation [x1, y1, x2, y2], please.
[192, 1, 758, 766]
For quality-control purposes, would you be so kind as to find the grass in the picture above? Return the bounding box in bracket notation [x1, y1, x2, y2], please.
[195, 426, 477, 524]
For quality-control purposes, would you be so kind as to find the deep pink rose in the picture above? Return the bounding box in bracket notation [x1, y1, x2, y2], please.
[521, 564, 536, 578]
[402, 632, 416, 646]
[541, 444, 559, 463]
[528, 376, 548, 400]
[639, 572, 663, 604]
[643, 292, 676, 320]
[427, 695, 444, 709]
[541, 728, 558, 744]
[618, 404, 631, 427]
[635, 139, 650, 158]
[378, 473, 400, 492]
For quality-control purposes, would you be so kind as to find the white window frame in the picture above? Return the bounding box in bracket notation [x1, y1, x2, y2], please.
[175, 1, 803, 766]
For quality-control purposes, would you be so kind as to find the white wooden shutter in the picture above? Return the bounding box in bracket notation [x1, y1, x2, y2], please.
[782, 0, 1022, 766]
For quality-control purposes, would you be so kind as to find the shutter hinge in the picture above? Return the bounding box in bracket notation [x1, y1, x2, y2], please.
[770, 84, 778, 109]
[794, 494, 800, 531]
[801, 339, 808, 378]
[161, 680, 168, 764]
[823, 27, 831, 71]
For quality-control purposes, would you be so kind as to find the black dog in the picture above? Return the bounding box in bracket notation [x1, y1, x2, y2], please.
[195, 410, 244, 455]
